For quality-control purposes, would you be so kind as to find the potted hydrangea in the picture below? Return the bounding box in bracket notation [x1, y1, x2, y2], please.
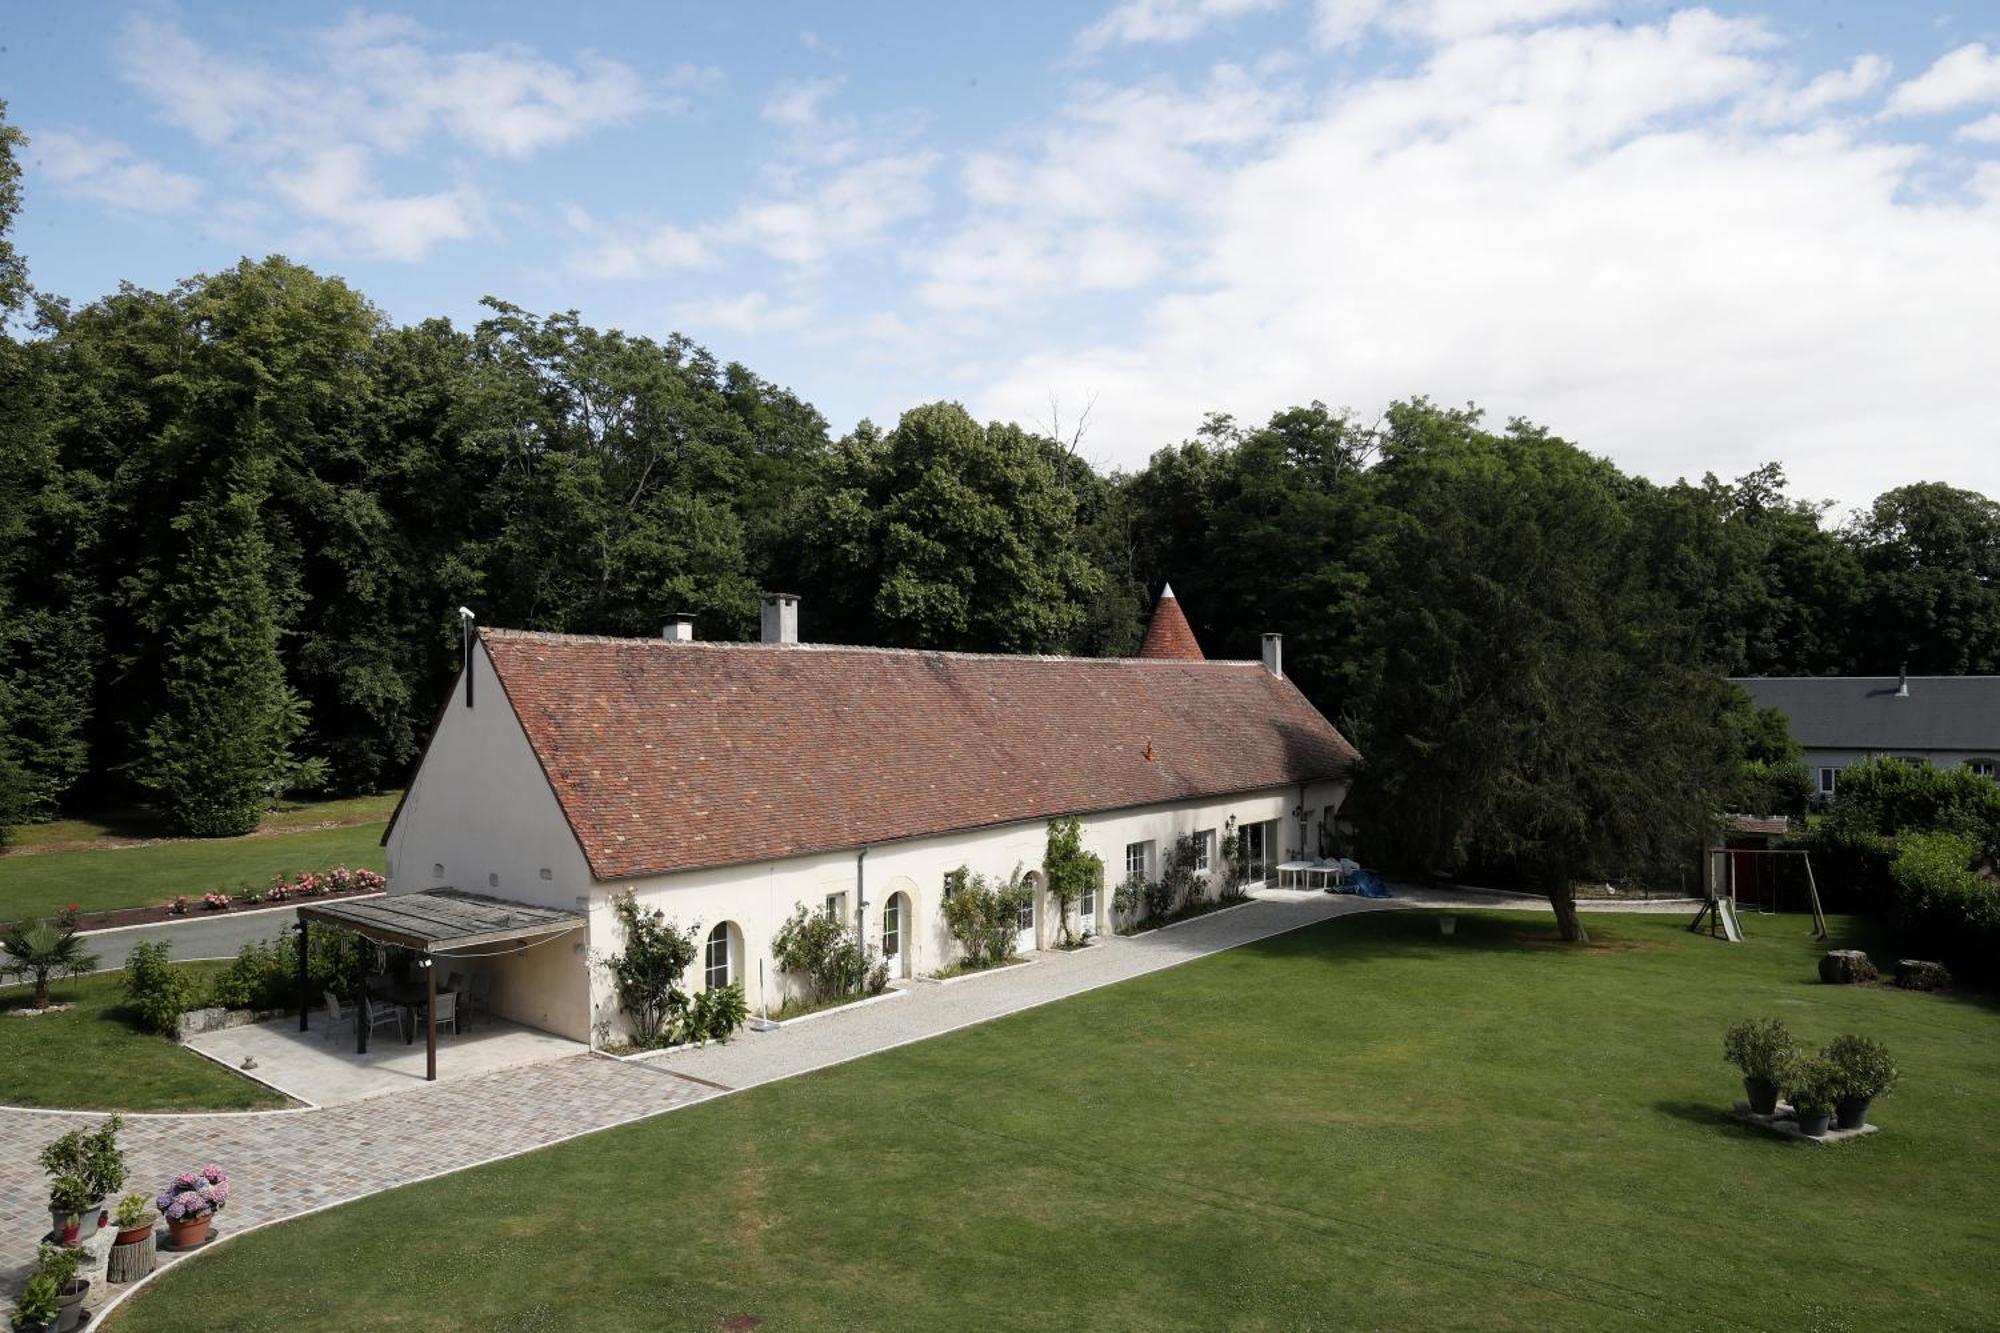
[1722, 1018, 1797, 1116]
[154, 1165, 229, 1248]
[1824, 1034, 1897, 1130]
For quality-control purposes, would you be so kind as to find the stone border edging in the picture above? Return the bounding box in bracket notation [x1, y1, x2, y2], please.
[930, 956, 1039, 987]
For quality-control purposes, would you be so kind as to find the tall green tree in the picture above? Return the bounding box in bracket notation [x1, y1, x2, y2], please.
[1348, 403, 1736, 941]
[781, 402, 1101, 651]
[1849, 483, 2000, 674]
[133, 465, 312, 835]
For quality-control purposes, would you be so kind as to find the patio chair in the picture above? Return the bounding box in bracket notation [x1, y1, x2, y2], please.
[362, 994, 405, 1045]
[321, 990, 355, 1046]
[444, 970, 465, 997]
[433, 990, 460, 1039]
[466, 972, 492, 1028]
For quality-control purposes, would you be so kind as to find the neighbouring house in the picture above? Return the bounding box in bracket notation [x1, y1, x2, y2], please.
[1731, 669, 2000, 804]
[375, 586, 1362, 1044]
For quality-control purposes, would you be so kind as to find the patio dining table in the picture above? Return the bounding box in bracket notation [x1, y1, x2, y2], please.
[370, 981, 458, 1045]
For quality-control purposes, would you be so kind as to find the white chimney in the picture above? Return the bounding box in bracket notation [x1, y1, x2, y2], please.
[662, 613, 695, 642]
[1261, 633, 1283, 678]
[761, 593, 799, 645]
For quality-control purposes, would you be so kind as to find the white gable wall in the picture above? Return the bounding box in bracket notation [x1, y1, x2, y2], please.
[385, 641, 594, 908]
[588, 776, 1350, 1044]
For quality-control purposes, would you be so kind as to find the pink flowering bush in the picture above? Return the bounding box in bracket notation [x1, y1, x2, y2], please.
[167, 896, 189, 917]
[154, 1165, 229, 1222]
[200, 892, 232, 912]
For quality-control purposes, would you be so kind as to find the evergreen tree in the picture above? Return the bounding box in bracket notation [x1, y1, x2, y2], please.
[134, 466, 312, 835]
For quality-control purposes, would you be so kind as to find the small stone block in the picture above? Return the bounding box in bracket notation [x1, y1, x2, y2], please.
[1731, 1100, 1879, 1144]
[1895, 959, 1952, 992]
[1818, 950, 1877, 985]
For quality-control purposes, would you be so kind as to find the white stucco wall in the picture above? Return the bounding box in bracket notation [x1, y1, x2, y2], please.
[587, 777, 1349, 1040]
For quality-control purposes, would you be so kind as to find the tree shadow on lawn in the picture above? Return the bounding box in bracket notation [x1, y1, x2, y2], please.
[1249, 909, 1658, 968]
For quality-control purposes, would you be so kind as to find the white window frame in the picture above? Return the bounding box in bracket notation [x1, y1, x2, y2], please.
[823, 892, 846, 923]
[704, 924, 732, 991]
[1079, 876, 1098, 927]
[1818, 767, 1838, 796]
[1124, 840, 1151, 881]
[1968, 759, 1997, 780]
[1193, 830, 1213, 874]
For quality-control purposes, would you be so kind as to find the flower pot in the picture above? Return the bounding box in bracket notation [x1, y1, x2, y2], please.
[166, 1214, 212, 1248]
[1438, 916, 1457, 936]
[55, 1278, 89, 1333]
[1796, 1109, 1832, 1138]
[48, 1199, 104, 1243]
[114, 1223, 154, 1246]
[1834, 1096, 1872, 1131]
[1741, 1076, 1780, 1116]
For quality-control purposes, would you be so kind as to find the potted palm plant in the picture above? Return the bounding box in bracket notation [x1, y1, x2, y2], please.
[9, 1273, 60, 1333]
[1722, 1018, 1797, 1116]
[154, 1165, 229, 1248]
[1824, 1034, 1897, 1130]
[1785, 1054, 1841, 1138]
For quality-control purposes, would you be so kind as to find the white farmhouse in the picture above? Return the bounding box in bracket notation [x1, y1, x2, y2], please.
[375, 588, 1362, 1045]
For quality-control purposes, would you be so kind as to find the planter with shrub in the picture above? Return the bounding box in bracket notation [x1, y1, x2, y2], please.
[31, 1245, 88, 1333]
[1785, 1055, 1842, 1138]
[39, 1117, 124, 1243]
[1823, 1034, 1897, 1130]
[9, 1272, 60, 1333]
[1722, 1018, 1797, 1115]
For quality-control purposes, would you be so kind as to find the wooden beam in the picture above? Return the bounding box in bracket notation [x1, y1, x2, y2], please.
[425, 958, 438, 1082]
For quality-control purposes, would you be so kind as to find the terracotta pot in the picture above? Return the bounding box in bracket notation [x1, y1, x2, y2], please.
[115, 1223, 155, 1246]
[166, 1214, 212, 1248]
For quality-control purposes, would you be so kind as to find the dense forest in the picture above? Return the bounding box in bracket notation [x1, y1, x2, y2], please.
[3, 106, 1997, 908]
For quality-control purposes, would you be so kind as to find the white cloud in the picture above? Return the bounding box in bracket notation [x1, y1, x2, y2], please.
[1959, 111, 2000, 143]
[737, 151, 937, 265]
[920, 64, 1294, 308]
[107, 11, 676, 259]
[563, 204, 713, 278]
[1076, 0, 1284, 54]
[1886, 42, 2000, 117]
[1742, 54, 1893, 125]
[1313, 0, 1611, 49]
[669, 291, 816, 336]
[974, 8, 1999, 507]
[28, 129, 201, 212]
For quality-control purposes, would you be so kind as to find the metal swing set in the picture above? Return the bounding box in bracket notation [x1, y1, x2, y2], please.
[1689, 845, 1828, 943]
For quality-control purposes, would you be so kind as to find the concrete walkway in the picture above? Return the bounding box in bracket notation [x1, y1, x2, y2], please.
[2, 885, 1670, 1320]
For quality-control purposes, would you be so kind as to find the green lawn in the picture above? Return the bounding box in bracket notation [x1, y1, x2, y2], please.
[113, 911, 2000, 1330]
[0, 820, 388, 922]
[1, 965, 291, 1111]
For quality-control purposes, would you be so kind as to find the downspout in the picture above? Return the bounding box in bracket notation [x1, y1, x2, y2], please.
[1298, 782, 1310, 861]
[855, 845, 869, 947]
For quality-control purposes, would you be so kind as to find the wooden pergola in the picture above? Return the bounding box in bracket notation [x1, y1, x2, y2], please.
[294, 890, 584, 1081]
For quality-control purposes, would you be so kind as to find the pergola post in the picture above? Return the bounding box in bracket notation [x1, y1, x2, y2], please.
[295, 916, 310, 1033]
[424, 955, 438, 1082]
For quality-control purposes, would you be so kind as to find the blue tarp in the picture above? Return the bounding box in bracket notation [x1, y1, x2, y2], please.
[1348, 868, 1392, 898]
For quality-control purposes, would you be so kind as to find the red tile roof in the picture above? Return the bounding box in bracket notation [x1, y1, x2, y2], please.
[1137, 584, 1205, 660]
[477, 629, 1362, 882]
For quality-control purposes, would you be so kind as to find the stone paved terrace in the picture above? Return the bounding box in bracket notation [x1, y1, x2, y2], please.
[1, 885, 1694, 1321]
[0, 1054, 718, 1302]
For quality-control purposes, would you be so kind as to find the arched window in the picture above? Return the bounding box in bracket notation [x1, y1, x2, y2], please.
[705, 922, 734, 990]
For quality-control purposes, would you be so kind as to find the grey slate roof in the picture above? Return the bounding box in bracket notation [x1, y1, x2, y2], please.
[1729, 676, 2000, 753]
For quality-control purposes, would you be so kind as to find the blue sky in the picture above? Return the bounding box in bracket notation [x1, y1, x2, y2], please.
[5, 1, 1999, 508]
